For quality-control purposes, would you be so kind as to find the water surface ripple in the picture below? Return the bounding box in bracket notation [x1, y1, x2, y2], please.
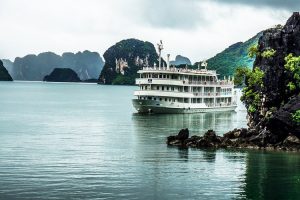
[0, 82, 299, 199]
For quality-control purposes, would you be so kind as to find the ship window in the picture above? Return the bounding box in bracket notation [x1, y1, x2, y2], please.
[162, 86, 164, 91]
[165, 98, 167, 101]
[171, 87, 174, 91]
[154, 98, 156, 100]
[159, 98, 162, 101]
[156, 86, 159, 90]
[163, 74, 166, 78]
[167, 86, 169, 90]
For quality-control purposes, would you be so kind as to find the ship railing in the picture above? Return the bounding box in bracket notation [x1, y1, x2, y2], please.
[185, 81, 233, 86]
[193, 92, 232, 96]
[136, 78, 234, 86]
[206, 103, 235, 107]
[141, 67, 217, 74]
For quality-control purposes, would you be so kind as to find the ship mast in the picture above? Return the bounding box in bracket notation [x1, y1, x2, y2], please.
[157, 40, 164, 70]
[201, 60, 207, 70]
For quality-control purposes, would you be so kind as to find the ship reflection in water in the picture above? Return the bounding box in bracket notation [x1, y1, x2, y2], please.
[131, 112, 300, 199]
[132, 110, 247, 136]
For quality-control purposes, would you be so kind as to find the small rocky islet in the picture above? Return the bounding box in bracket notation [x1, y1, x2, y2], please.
[168, 12, 300, 151]
[43, 68, 81, 82]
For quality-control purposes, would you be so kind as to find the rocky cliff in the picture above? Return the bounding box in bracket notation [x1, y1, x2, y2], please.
[0, 60, 13, 81]
[244, 12, 300, 141]
[1, 59, 14, 77]
[168, 13, 300, 151]
[11, 50, 104, 81]
[170, 55, 191, 66]
[98, 39, 159, 85]
[43, 68, 80, 82]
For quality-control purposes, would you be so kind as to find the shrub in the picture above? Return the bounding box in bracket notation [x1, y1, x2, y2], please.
[248, 45, 259, 58]
[284, 54, 300, 91]
[292, 110, 300, 124]
[261, 49, 276, 58]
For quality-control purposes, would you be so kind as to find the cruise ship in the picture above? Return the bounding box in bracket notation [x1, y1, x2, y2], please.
[132, 41, 237, 114]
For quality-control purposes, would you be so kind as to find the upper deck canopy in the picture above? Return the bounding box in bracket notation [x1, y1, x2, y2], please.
[137, 67, 218, 76]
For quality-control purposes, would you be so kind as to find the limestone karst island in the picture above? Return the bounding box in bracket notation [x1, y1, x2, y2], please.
[0, 1, 299, 199]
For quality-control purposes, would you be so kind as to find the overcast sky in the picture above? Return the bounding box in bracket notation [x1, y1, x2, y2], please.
[0, 0, 296, 63]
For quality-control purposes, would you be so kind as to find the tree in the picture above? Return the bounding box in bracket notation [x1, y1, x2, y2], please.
[233, 66, 251, 87]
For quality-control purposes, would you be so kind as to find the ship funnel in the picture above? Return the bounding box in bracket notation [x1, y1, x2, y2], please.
[167, 54, 170, 70]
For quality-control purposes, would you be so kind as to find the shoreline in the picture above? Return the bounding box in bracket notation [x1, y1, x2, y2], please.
[167, 128, 300, 152]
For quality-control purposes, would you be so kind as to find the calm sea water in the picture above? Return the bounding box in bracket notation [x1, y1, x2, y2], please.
[0, 81, 299, 200]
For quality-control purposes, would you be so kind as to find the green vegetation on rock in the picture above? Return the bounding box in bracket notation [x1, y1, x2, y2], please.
[261, 49, 276, 58]
[284, 53, 300, 91]
[292, 110, 300, 124]
[240, 67, 264, 114]
[233, 66, 251, 87]
[248, 44, 259, 58]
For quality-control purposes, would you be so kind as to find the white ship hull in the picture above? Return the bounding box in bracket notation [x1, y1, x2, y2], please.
[132, 99, 237, 114]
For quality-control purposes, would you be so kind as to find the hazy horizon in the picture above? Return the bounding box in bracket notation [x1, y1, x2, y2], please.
[0, 0, 297, 63]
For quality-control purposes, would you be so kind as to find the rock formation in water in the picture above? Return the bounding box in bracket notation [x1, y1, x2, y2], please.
[98, 38, 160, 85]
[43, 68, 81, 82]
[168, 12, 300, 151]
[11, 50, 104, 81]
[243, 12, 300, 141]
[0, 60, 13, 81]
[167, 129, 300, 151]
[170, 55, 191, 66]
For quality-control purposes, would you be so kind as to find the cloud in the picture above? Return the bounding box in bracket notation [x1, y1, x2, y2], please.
[0, 0, 294, 63]
[211, 0, 300, 11]
[136, 0, 207, 29]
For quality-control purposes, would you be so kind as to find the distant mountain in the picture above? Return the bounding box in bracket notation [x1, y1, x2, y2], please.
[8, 50, 104, 81]
[1, 59, 14, 77]
[98, 33, 262, 85]
[205, 32, 262, 77]
[0, 60, 13, 81]
[98, 39, 160, 85]
[170, 55, 191, 66]
[43, 68, 80, 82]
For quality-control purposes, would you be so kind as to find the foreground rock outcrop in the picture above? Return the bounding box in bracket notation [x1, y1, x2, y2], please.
[167, 128, 300, 151]
[245, 12, 300, 141]
[167, 13, 300, 152]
